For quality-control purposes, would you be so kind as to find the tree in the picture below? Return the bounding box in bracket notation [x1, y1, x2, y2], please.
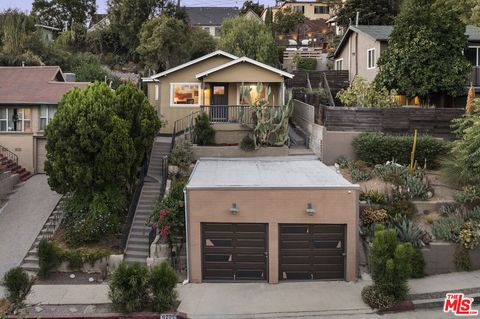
[435, 0, 480, 26]
[188, 28, 216, 60]
[336, 0, 401, 27]
[0, 9, 36, 56]
[264, 8, 273, 27]
[273, 7, 305, 34]
[375, 0, 471, 99]
[240, 0, 264, 16]
[45, 82, 136, 194]
[137, 15, 190, 71]
[31, 0, 96, 30]
[218, 16, 278, 66]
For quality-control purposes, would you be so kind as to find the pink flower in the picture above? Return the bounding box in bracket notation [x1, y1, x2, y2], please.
[159, 209, 169, 219]
[151, 223, 157, 230]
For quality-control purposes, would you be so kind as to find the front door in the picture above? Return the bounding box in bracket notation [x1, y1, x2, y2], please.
[209, 83, 229, 122]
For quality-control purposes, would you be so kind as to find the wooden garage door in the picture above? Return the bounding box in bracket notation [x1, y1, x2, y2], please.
[279, 224, 345, 280]
[202, 223, 268, 281]
[36, 138, 47, 174]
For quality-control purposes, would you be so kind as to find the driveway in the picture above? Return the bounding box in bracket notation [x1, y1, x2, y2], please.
[0, 175, 61, 298]
[177, 281, 371, 319]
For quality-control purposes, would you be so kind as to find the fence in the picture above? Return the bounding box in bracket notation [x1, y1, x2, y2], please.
[286, 70, 350, 92]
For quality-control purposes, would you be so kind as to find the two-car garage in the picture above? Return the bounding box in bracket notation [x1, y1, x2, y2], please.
[187, 157, 359, 284]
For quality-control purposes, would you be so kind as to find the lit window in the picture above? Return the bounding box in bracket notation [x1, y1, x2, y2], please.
[0, 108, 32, 132]
[170, 83, 201, 106]
[314, 6, 329, 14]
[335, 59, 343, 70]
[293, 5, 304, 13]
[367, 48, 376, 69]
[40, 105, 57, 130]
[239, 83, 268, 105]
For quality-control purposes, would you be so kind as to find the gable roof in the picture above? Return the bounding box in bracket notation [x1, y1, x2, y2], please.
[143, 50, 238, 82]
[196, 57, 294, 79]
[0, 66, 89, 105]
[185, 7, 239, 26]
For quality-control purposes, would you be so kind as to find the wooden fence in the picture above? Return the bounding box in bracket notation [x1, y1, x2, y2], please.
[286, 70, 350, 92]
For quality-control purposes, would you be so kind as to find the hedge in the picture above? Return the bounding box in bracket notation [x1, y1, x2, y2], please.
[352, 132, 450, 169]
[297, 57, 317, 71]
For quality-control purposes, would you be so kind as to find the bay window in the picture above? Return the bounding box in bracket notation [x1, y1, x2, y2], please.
[0, 107, 32, 132]
[170, 83, 201, 106]
[40, 105, 57, 130]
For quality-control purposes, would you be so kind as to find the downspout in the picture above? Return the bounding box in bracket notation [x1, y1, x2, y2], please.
[183, 188, 190, 284]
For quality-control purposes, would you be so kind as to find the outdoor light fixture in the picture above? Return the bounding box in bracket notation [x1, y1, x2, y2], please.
[305, 202, 315, 216]
[230, 202, 239, 215]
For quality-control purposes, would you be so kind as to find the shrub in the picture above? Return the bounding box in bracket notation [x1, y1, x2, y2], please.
[337, 76, 400, 108]
[193, 113, 215, 146]
[403, 174, 429, 200]
[297, 57, 317, 71]
[469, 206, 480, 221]
[360, 207, 389, 226]
[1, 267, 33, 307]
[361, 285, 396, 310]
[38, 240, 60, 278]
[438, 203, 461, 217]
[168, 140, 193, 174]
[149, 262, 178, 312]
[109, 262, 150, 312]
[383, 197, 416, 217]
[410, 248, 425, 278]
[454, 186, 480, 206]
[454, 245, 473, 271]
[336, 156, 349, 168]
[240, 135, 256, 151]
[353, 132, 450, 168]
[346, 160, 372, 182]
[391, 218, 427, 248]
[360, 190, 386, 204]
[432, 216, 464, 242]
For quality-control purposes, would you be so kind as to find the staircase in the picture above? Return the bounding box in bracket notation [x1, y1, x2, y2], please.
[124, 139, 170, 263]
[0, 146, 31, 181]
[20, 199, 65, 274]
[288, 124, 314, 156]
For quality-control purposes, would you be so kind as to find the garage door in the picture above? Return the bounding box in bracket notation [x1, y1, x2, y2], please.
[279, 224, 345, 280]
[202, 223, 268, 281]
[36, 138, 47, 174]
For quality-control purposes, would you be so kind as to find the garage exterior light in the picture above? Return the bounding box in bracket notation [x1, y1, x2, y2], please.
[305, 202, 315, 216]
[230, 202, 239, 215]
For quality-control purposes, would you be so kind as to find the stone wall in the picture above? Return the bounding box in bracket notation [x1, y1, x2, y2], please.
[421, 242, 480, 275]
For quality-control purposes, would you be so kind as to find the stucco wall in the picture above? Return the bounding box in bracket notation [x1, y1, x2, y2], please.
[321, 129, 361, 165]
[192, 145, 289, 159]
[211, 124, 252, 145]
[422, 242, 480, 275]
[186, 188, 359, 284]
[0, 171, 19, 201]
[0, 134, 35, 172]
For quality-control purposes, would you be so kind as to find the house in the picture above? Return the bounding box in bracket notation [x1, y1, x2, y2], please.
[333, 25, 480, 87]
[185, 156, 359, 283]
[87, 13, 109, 32]
[0, 66, 88, 175]
[261, 1, 331, 21]
[142, 50, 293, 134]
[243, 9, 263, 22]
[184, 7, 239, 38]
[34, 24, 61, 42]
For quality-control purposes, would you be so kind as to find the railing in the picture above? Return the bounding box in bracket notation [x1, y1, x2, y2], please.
[120, 152, 150, 252]
[472, 66, 480, 87]
[171, 110, 201, 151]
[200, 105, 255, 125]
[0, 145, 18, 168]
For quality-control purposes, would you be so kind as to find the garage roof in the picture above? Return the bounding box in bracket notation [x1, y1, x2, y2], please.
[187, 156, 358, 189]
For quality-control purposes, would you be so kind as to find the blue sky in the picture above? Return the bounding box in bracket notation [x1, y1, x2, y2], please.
[1, 0, 277, 14]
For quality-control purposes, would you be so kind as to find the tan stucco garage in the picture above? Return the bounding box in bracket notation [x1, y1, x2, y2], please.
[185, 156, 360, 284]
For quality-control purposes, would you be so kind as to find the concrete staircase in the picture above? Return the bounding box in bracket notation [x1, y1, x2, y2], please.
[124, 140, 170, 263]
[20, 199, 65, 274]
[288, 124, 314, 156]
[0, 154, 31, 181]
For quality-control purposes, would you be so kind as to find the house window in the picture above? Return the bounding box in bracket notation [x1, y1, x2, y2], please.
[40, 105, 57, 130]
[367, 48, 376, 69]
[214, 27, 221, 37]
[335, 59, 343, 70]
[239, 83, 268, 105]
[0, 107, 32, 132]
[170, 83, 201, 106]
[293, 5, 304, 13]
[314, 6, 329, 14]
[466, 47, 480, 66]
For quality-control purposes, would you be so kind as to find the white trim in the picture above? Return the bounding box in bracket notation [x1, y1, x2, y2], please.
[468, 46, 480, 66]
[335, 58, 343, 70]
[196, 57, 294, 79]
[367, 48, 376, 70]
[154, 84, 159, 101]
[143, 50, 238, 82]
[170, 82, 202, 107]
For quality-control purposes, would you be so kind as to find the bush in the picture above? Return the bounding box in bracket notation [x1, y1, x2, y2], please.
[410, 248, 425, 278]
[469, 206, 480, 221]
[1, 267, 33, 307]
[150, 262, 178, 312]
[454, 186, 480, 206]
[361, 285, 396, 310]
[360, 190, 386, 204]
[337, 76, 400, 108]
[353, 132, 450, 168]
[432, 216, 464, 242]
[383, 197, 416, 217]
[438, 203, 461, 217]
[297, 57, 317, 71]
[193, 113, 215, 146]
[109, 262, 150, 312]
[168, 140, 193, 174]
[240, 135, 256, 151]
[360, 207, 389, 226]
[38, 240, 60, 278]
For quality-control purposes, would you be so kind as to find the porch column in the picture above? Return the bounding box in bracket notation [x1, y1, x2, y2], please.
[281, 82, 285, 105]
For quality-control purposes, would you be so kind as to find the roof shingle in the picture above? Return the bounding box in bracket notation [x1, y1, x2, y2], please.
[185, 7, 239, 26]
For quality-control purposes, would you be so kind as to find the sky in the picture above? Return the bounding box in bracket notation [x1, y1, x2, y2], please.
[0, 0, 277, 14]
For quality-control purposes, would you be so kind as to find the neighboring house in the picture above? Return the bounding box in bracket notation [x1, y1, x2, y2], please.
[142, 50, 293, 134]
[261, 1, 331, 21]
[35, 24, 61, 42]
[185, 156, 359, 283]
[243, 9, 263, 22]
[87, 14, 110, 32]
[0, 66, 88, 174]
[333, 25, 480, 87]
[184, 7, 239, 38]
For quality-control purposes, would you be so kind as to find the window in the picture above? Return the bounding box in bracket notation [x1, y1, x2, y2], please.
[0, 107, 32, 132]
[214, 27, 221, 37]
[314, 6, 329, 14]
[367, 48, 376, 69]
[170, 83, 201, 106]
[293, 5, 304, 13]
[40, 105, 57, 130]
[238, 83, 268, 105]
[335, 59, 343, 70]
[466, 47, 480, 66]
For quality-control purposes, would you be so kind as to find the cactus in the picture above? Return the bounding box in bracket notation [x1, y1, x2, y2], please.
[243, 83, 293, 147]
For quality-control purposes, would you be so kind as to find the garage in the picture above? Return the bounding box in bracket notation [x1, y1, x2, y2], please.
[35, 138, 47, 174]
[279, 224, 345, 281]
[202, 223, 268, 281]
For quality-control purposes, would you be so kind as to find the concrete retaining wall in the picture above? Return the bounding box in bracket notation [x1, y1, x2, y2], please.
[192, 145, 289, 160]
[211, 124, 252, 145]
[421, 242, 480, 275]
[55, 254, 124, 274]
[0, 171, 19, 201]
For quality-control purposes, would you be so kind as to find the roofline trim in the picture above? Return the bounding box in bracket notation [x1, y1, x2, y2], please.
[195, 56, 294, 79]
[143, 50, 238, 82]
[333, 25, 389, 58]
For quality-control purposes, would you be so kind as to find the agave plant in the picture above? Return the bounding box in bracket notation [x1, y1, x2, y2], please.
[391, 217, 428, 248]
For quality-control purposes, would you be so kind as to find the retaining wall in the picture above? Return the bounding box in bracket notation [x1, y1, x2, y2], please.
[0, 171, 19, 201]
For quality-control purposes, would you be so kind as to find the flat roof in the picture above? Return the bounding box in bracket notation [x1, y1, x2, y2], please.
[187, 156, 359, 189]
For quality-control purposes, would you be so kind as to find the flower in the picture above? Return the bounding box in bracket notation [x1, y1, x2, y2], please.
[159, 209, 169, 219]
[151, 223, 157, 230]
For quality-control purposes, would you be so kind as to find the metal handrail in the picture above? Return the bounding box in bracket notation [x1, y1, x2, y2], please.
[0, 145, 18, 168]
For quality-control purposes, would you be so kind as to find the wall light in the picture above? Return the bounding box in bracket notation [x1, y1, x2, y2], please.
[230, 202, 239, 215]
[305, 202, 315, 216]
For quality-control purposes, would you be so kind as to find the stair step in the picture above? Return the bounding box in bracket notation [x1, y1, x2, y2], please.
[129, 232, 149, 239]
[126, 244, 150, 252]
[21, 262, 39, 271]
[124, 256, 147, 263]
[128, 238, 149, 245]
[125, 250, 149, 258]
[24, 255, 39, 263]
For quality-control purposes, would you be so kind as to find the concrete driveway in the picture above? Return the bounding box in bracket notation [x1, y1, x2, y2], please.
[177, 280, 371, 319]
[0, 175, 61, 297]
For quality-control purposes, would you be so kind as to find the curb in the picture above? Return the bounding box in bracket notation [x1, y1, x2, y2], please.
[8, 312, 188, 319]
